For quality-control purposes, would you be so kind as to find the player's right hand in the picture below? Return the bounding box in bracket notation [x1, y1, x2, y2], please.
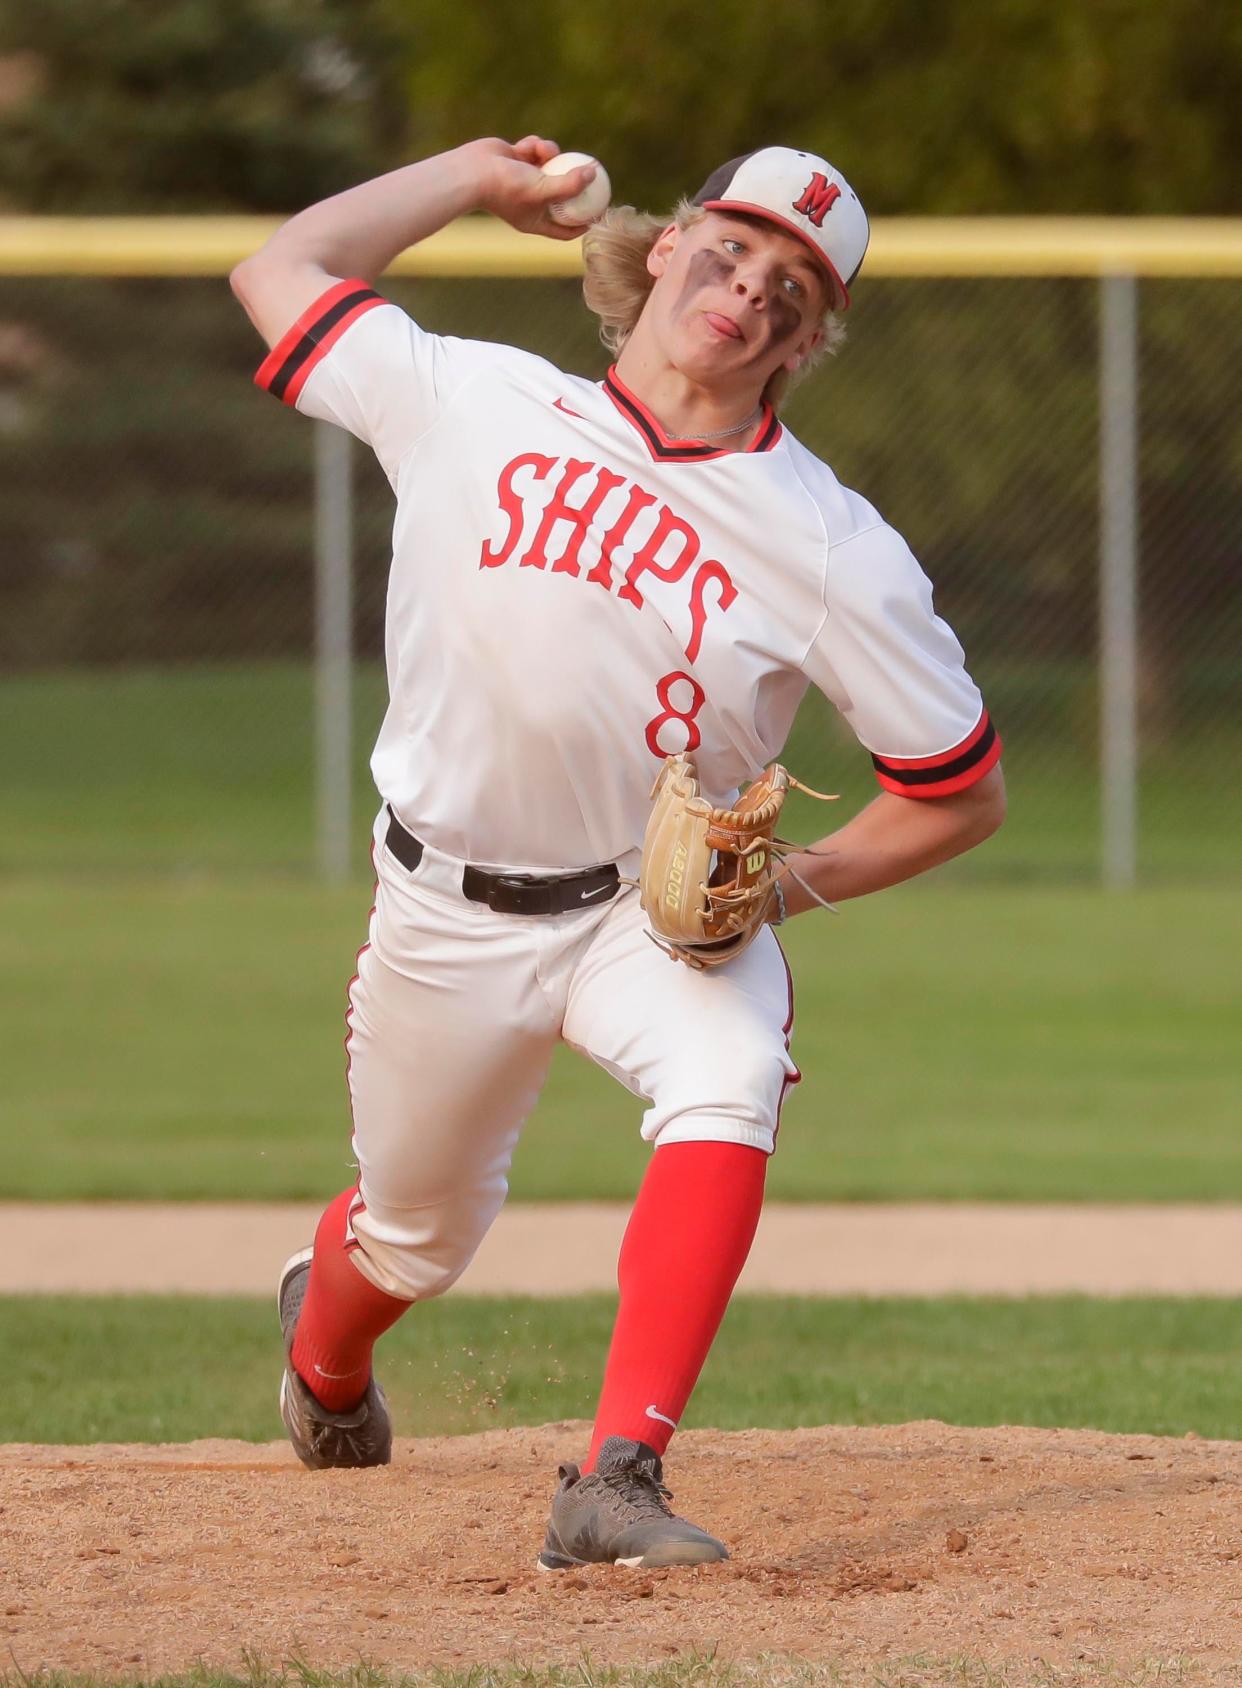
[468, 136, 598, 240]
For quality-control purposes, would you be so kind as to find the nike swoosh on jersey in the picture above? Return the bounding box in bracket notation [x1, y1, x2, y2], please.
[552, 397, 585, 418]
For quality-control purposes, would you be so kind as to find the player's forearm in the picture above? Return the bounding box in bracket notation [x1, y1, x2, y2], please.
[230, 143, 493, 348]
[231, 135, 594, 350]
[780, 766, 1006, 915]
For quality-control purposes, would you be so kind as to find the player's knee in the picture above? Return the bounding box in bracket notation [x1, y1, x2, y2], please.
[350, 1188, 503, 1301]
[351, 1230, 473, 1302]
[642, 1044, 795, 1156]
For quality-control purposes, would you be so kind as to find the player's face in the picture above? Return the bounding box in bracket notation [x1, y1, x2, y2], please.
[643, 213, 828, 390]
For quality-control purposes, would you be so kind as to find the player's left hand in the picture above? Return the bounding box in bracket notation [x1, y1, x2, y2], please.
[638, 755, 837, 969]
[469, 135, 599, 240]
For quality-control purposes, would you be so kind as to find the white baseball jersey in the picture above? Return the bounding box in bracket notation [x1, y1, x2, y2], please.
[257, 278, 1000, 871]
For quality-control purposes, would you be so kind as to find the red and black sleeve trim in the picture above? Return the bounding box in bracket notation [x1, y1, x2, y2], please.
[603, 366, 782, 461]
[254, 278, 385, 406]
[871, 710, 1002, 798]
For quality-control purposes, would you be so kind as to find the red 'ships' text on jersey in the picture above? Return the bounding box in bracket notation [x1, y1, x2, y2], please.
[480, 453, 737, 666]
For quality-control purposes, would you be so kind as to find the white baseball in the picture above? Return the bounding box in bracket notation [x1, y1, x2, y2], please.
[541, 151, 612, 227]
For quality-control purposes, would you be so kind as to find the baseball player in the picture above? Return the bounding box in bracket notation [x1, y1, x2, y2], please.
[231, 135, 1004, 1570]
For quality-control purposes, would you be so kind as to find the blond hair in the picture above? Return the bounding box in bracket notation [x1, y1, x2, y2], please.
[581, 199, 845, 409]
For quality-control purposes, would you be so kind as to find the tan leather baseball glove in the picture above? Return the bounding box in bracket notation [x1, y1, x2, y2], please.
[638, 753, 836, 969]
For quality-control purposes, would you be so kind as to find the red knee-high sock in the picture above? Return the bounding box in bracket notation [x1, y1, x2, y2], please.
[584, 1141, 767, 1471]
[291, 1187, 410, 1412]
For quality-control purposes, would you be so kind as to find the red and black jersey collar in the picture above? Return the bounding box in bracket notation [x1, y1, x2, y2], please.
[602, 365, 782, 462]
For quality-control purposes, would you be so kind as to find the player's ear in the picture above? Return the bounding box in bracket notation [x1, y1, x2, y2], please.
[782, 323, 824, 374]
[646, 223, 680, 281]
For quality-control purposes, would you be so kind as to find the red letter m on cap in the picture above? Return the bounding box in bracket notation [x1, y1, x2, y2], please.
[793, 172, 841, 228]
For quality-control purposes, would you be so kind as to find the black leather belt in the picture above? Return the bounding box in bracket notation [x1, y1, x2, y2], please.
[384, 806, 620, 916]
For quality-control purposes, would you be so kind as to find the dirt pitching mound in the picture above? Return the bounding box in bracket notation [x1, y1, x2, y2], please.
[3, 1422, 1239, 1680]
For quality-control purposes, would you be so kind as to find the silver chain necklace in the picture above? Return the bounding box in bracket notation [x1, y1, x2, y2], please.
[664, 404, 764, 441]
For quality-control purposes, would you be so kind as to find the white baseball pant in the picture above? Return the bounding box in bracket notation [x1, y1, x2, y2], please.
[342, 810, 799, 1301]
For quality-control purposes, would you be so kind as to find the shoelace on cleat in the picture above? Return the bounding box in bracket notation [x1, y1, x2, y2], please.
[599, 1462, 675, 1520]
[315, 1423, 366, 1463]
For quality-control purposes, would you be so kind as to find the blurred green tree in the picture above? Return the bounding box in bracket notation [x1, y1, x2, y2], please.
[403, 0, 1242, 215]
[0, 0, 1238, 214]
[0, 0, 411, 211]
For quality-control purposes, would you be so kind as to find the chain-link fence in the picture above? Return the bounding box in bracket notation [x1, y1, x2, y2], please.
[1, 239, 1238, 884]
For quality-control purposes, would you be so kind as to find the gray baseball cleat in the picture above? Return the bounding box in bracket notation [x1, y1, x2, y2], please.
[537, 1435, 728, 1570]
[277, 1246, 392, 1471]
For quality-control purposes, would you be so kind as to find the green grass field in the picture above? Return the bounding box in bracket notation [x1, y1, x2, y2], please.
[4, 1293, 1240, 1445]
[1, 875, 1236, 1202]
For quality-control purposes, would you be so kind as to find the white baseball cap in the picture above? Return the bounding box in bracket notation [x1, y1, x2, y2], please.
[692, 146, 870, 311]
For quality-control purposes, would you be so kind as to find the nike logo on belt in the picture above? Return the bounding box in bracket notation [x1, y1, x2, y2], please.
[580, 883, 613, 902]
